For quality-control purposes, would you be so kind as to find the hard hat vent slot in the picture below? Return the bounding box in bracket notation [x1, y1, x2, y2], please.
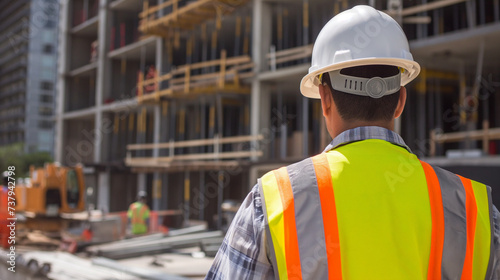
[329, 70, 401, 98]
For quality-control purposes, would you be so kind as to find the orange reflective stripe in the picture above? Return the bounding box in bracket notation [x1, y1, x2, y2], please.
[274, 167, 302, 279]
[138, 204, 147, 224]
[312, 154, 342, 280]
[458, 176, 477, 280]
[131, 203, 147, 225]
[420, 161, 445, 280]
[131, 204, 139, 224]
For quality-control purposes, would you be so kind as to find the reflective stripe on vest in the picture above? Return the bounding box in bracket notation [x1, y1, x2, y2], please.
[259, 139, 493, 280]
[131, 203, 148, 225]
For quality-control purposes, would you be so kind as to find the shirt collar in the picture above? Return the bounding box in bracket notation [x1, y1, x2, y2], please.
[323, 126, 412, 153]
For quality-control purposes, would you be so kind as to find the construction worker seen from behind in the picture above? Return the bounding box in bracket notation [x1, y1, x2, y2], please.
[127, 191, 150, 235]
[206, 5, 500, 280]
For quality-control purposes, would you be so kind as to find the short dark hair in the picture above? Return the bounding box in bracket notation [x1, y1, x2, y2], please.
[322, 65, 401, 122]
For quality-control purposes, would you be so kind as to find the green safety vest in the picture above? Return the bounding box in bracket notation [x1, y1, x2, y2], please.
[127, 202, 150, 235]
[259, 139, 494, 280]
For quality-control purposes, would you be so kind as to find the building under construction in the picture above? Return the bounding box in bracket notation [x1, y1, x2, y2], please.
[56, 0, 500, 229]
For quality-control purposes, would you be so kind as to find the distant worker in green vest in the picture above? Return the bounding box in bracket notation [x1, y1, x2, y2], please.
[127, 191, 150, 235]
[207, 5, 500, 280]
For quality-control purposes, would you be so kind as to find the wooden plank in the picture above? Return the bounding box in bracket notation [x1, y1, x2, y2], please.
[434, 128, 500, 143]
[272, 51, 312, 65]
[173, 55, 251, 73]
[127, 151, 262, 164]
[128, 134, 264, 150]
[130, 160, 242, 172]
[154, 0, 213, 27]
[227, 62, 254, 72]
[266, 44, 313, 58]
[158, 150, 263, 161]
[385, 0, 468, 17]
[139, 0, 174, 18]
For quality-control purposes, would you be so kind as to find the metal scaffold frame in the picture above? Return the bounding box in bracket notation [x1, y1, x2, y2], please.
[125, 134, 263, 172]
[139, 0, 250, 37]
[137, 49, 253, 102]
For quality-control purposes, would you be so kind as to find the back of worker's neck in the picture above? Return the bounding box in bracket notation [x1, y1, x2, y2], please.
[331, 119, 395, 139]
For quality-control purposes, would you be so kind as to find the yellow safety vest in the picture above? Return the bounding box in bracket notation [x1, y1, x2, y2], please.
[259, 139, 494, 280]
[127, 202, 150, 235]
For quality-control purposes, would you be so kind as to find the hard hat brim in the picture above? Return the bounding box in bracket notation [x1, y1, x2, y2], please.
[300, 58, 421, 99]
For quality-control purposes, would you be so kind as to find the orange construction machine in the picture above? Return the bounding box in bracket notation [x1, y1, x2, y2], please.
[15, 163, 86, 217]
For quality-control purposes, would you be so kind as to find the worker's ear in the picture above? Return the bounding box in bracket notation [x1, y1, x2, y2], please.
[393, 86, 407, 119]
[318, 83, 333, 117]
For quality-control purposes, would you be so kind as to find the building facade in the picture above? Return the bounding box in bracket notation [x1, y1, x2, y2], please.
[56, 0, 500, 228]
[0, 0, 59, 154]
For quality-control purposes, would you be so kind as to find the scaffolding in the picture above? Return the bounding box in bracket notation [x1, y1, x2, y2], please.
[126, 134, 263, 172]
[139, 0, 250, 37]
[137, 50, 253, 103]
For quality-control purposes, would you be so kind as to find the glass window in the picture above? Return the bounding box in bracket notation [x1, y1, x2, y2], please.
[66, 170, 80, 208]
[38, 120, 53, 129]
[40, 94, 53, 103]
[38, 106, 53, 116]
[40, 81, 53, 90]
[41, 55, 54, 68]
[43, 44, 53, 54]
[42, 30, 54, 43]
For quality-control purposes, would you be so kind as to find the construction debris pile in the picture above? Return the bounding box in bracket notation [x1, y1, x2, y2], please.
[86, 224, 223, 259]
[1, 224, 222, 280]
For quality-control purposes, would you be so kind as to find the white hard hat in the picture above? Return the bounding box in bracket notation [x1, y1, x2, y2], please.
[300, 5, 421, 99]
[138, 191, 147, 198]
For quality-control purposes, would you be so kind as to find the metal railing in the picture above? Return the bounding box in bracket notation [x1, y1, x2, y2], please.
[125, 134, 263, 169]
[136, 50, 253, 102]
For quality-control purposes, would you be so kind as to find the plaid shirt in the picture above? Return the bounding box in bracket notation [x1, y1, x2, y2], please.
[205, 126, 500, 280]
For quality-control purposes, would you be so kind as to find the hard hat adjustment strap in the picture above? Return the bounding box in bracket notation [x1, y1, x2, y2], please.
[328, 70, 401, 98]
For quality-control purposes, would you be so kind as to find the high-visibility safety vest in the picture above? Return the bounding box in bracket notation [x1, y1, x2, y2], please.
[127, 202, 150, 235]
[259, 139, 494, 280]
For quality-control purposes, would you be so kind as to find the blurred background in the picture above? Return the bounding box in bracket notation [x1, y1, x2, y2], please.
[1, 0, 500, 279]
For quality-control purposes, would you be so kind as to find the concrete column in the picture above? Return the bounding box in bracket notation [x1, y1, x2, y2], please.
[97, 170, 110, 214]
[153, 106, 161, 157]
[251, 82, 271, 160]
[152, 173, 161, 211]
[251, 0, 272, 160]
[198, 171, 205, 220]
[137, 173, 147, 193]
[152, 105, 161, 210]
[217, 170, 223, 230]
[94, 0, 111, 162]
[302, 97, 309, 157]
[55, 0, 71, 163]
[252, 0, 271, 72]
[184, 171, 190, 224]
[162, 173, 169, 210]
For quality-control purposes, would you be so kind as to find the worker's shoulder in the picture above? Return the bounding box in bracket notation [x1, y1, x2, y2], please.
[423, 161, 490, 188]
[260, 155, 321, 184]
